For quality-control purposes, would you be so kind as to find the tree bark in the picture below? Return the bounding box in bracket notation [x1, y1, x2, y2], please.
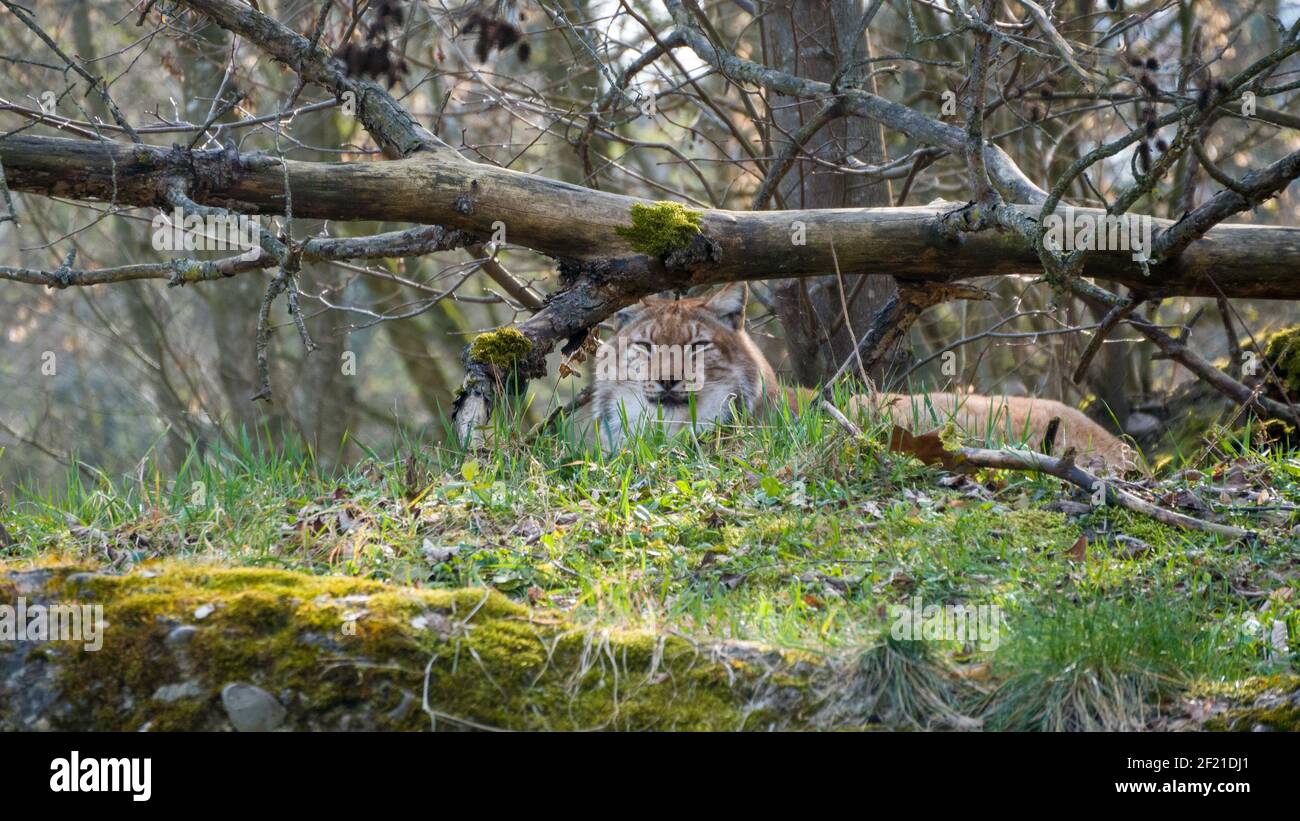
[4, 135, 1299, 298]
[763, 0, 903, 385]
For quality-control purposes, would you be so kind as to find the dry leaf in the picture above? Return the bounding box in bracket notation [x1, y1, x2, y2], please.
[887, 425, 966, 471]
[1065, 534, 1088, 561]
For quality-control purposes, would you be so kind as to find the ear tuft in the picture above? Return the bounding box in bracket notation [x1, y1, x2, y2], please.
[703, 283, 748, 329]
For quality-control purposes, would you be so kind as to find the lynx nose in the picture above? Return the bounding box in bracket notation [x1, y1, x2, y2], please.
[657, 379, 680, 393]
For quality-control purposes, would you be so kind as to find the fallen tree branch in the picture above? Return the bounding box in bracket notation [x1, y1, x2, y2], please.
[4, 136, 1300, 296]
[1152, 147, 1300, 262]
[0, 224, 478, 287]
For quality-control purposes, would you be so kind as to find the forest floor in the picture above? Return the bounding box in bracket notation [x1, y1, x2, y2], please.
[3, 399, 1299, 730]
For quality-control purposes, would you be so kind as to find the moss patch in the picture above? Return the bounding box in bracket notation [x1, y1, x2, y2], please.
[615, 201, 703, 257]
[468, 327, 532, 368]
[1185, 675, 1300, 731]
[1264, 325, 1300, 396]
[1, 562, 819, 731]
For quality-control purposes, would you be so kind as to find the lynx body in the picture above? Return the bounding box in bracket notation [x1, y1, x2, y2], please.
[582, 284, 1131, 473]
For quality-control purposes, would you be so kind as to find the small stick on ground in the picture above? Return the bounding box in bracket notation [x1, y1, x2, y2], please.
[818, 411, 1251, 539]
[951, 445, 1251, 540]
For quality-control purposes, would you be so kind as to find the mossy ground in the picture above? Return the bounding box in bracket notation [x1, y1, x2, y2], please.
[7, 563, 795, 730]
[3, 392, 1298, 729]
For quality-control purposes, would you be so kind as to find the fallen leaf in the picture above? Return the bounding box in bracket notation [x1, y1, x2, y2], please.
[888, 425, 967, 471]
[1065, 534, 1088, 562]
[422, 538, 461, 564]
[955, 662, 993, 681]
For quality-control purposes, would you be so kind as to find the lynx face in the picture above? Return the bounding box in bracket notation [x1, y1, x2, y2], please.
[589, 283, 778, 448]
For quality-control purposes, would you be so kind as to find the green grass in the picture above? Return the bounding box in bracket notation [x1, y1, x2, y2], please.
[2, 388, 1298, 729]
[983, 594, 1254, 730]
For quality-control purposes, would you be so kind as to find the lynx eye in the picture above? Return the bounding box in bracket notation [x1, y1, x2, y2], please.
[629, 341, 653, 354]
[688, 340, 713, 352]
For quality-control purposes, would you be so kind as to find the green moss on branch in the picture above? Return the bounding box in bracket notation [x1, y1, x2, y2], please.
[468, 327, 532, 368]
[1264, 325, 1300, 396]
[616, 201, 703, 257]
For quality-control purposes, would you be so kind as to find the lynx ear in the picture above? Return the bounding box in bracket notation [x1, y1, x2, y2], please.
[612, 299, 654, 329]
[703, 282, 748, 329]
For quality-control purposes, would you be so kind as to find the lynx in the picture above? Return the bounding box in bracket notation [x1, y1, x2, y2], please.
[581, 283, 1133, 473]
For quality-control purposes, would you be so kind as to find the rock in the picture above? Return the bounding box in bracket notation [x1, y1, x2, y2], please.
[165, 625, 198, 646]
[4, 564, 826, 731]
[409, 611, 452, 637]
[1124, 411, 1161, 437]
[152, 680, 205, 703]
[193, 603, 215, 620]
[65, 572, 103, 593]
[1043, 499, 1093, 516]
[221, 683, 286, 732]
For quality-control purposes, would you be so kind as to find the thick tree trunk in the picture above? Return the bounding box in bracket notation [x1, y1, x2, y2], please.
[764, 0, 903, 386]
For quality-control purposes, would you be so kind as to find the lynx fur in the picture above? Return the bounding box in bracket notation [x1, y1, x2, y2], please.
[582, 283, 1132, 474]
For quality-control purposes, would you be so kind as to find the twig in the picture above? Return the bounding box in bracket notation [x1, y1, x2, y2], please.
[1072, 297, 1141, 384]
[950, 445, 1250, 540]
[818, 412, 1250, 539]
